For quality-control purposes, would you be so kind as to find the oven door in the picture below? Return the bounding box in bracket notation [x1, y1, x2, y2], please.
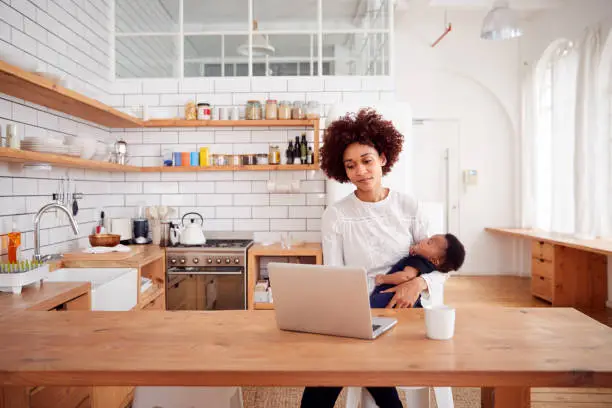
[167, 267, 245, 311]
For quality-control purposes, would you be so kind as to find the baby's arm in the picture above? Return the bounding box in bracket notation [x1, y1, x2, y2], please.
[375, 266, 419, 285]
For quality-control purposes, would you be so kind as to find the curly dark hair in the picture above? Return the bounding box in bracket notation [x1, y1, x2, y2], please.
[320, 108, 404, 183]
[437, 233, 466, 273]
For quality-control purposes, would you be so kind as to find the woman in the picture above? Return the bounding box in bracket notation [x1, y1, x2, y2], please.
[300, 109, 448, 408]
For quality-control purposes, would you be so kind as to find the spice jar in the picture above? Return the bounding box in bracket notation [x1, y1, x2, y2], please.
[292, 101, 305, 119]
[278, 101, 292, 120]
[197, 103, 211, 120]
[306, 101, 320, 119]
[246, 100, 262, 120]
[256, 153, 268, 165]
[265, 100, 278, 120]
[269, 145, 281, 165]
[185, 101, 197, 120]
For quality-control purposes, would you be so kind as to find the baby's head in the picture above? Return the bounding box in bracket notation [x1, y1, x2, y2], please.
[412, 234, 465, 273]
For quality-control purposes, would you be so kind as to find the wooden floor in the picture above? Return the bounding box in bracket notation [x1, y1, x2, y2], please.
[447, 276, 612, 408]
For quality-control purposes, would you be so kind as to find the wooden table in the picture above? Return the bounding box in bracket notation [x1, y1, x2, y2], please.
[0, 308, 610, 408]
[486, 228, 610, 310]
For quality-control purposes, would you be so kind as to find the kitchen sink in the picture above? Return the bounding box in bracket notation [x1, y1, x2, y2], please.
[44, 268, 138, 311]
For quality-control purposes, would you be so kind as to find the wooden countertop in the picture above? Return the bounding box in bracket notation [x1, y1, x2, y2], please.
[248, 242, 322, 257]
[486, 227, 612, 256]
[61, 245, 165, 268]
[0, 282, 90, 311]
[0, 308, 610, 387]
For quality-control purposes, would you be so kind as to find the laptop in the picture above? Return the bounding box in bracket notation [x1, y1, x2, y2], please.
[267, 262, 397, 340]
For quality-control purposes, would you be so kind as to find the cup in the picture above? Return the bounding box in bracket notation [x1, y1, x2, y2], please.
[181, 152, 190, 167]
[190, 152, 199, 166]
[172, 152, 182, 166]
[219, 107, 229, 120]
[424, 305, 456, 340]
[280, 232, 292, 249]
[230, 106, 240, 120]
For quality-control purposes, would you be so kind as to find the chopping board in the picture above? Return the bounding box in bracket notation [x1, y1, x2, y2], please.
[62, 248, 138, 262]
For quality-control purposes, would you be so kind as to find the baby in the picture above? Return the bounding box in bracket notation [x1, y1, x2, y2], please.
[370, 233, 466, 308]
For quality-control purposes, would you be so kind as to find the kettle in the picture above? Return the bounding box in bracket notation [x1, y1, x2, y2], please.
[178, 212, 206, 245]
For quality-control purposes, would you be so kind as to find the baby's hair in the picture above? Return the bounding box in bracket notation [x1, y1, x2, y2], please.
[437, 234, 465, 273]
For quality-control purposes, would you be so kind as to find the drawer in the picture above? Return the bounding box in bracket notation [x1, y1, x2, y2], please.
[531, 273, 553, 302]
[531, 240, 555, 261]
[531, 258, 553, 279]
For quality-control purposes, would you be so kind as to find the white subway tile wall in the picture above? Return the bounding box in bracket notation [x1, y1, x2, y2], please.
[0, 0, 396, 254]
[108, 75, 394, 240]
[0, 0, 114, 260]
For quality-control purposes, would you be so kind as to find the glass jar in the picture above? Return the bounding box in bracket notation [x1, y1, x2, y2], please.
[197, 102, 211, 120]
[292, 101, 305, 119]
[242, 154, 255, 165]
[269, 145, 281, 165]
[306, 100, 320, 119]
[278, 100, 292, 120]
[246, 100, 262, 120]
[185, 101, 197, 120]
[256, 153, 269, 165]
[265, 100, 278, 120]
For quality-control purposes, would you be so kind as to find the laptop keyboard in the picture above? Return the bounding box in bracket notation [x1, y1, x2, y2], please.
[372, 324, 381, 332]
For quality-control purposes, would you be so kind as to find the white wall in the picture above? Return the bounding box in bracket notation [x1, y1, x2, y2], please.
[394, 7, 521, 275]
[0, 0, 115, 261]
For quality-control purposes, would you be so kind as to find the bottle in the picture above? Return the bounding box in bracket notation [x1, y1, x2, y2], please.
[7, 223, 21, 263]
[307, 146, 313, 164]
[300, 133, 307, 164]
[293, 136, 301, 162]
[286, 141, 294, 164]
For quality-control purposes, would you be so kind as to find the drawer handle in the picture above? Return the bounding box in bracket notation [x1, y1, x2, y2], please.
[539, 276, 545, 280]
[540, 258, 545, 263]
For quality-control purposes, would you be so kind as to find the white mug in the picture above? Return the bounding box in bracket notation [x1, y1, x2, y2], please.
[219, 107, 229, 120]
[230, 106, 240, 120]
[424, 305, 456, 340]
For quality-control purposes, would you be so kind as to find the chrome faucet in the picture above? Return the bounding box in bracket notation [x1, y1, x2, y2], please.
[34, 202, 79, 262]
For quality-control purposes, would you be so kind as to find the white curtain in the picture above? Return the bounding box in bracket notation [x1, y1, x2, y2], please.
[596, 29, 612, 238]
[520, 65, 537, 228]
[574, 27, 602, 239]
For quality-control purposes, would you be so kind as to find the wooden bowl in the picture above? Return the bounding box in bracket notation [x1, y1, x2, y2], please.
[89, 234, 121, 247]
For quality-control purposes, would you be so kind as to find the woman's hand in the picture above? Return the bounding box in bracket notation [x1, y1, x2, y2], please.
[381, 277, 428, 309]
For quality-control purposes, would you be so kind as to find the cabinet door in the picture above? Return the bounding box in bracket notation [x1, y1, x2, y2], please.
[29, 386, 90, 408]
[166, 275, 197, 310]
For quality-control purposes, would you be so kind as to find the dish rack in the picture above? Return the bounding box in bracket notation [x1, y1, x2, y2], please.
[0, 263, 50, 294]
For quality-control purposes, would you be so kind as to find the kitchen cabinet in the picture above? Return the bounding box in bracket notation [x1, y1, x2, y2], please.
[247, 243, 323, 310]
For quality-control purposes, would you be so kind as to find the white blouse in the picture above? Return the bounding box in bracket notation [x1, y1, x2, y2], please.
[321, 189, 447, 306]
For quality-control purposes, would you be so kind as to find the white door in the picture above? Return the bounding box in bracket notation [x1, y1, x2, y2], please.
[411, 119, 460, 235]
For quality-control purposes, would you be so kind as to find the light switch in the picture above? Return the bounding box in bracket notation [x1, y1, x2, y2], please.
[463, 169, 478, 186]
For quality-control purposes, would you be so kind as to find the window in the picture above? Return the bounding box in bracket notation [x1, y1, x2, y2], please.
[114, 0, 392, 78]
[533, 39, 577, 234]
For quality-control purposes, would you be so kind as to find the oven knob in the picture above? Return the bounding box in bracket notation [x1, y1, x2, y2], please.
[193, 258, 199, 264]
[234, 258, 240, 264]
[170, 258, 177, 265]
[216, 258, 222, 264]
[207, 258, 213, 264]
[179, 258, 186, 264]
[225, 257, 230, 264]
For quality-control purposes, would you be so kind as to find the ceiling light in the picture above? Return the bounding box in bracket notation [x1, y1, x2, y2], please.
[237, 20, 275, 57]
[481, 0, 523, 40]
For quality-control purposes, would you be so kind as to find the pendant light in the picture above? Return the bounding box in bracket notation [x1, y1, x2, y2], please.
[237, 1, 275, 58]
[480, 0, 523, 40]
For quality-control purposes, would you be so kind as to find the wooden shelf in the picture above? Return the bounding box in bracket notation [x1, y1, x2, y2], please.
[144, 119, 318, 128]
[254, 303, 274, 310]
[0, 147, 141, 172]
[0, 61, 142, 128]
[141, 164, 319, 172]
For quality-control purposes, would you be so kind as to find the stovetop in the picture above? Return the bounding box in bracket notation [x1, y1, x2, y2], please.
[167, 239, 253, 250]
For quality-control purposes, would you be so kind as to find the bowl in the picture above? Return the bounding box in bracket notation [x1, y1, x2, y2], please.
[89, 234, 121, 247]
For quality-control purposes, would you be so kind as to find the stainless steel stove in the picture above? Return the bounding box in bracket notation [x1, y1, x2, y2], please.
[166, 236, 253, 311]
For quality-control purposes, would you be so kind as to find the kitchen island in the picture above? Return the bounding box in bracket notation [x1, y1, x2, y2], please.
[0, 308, 610, 408]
